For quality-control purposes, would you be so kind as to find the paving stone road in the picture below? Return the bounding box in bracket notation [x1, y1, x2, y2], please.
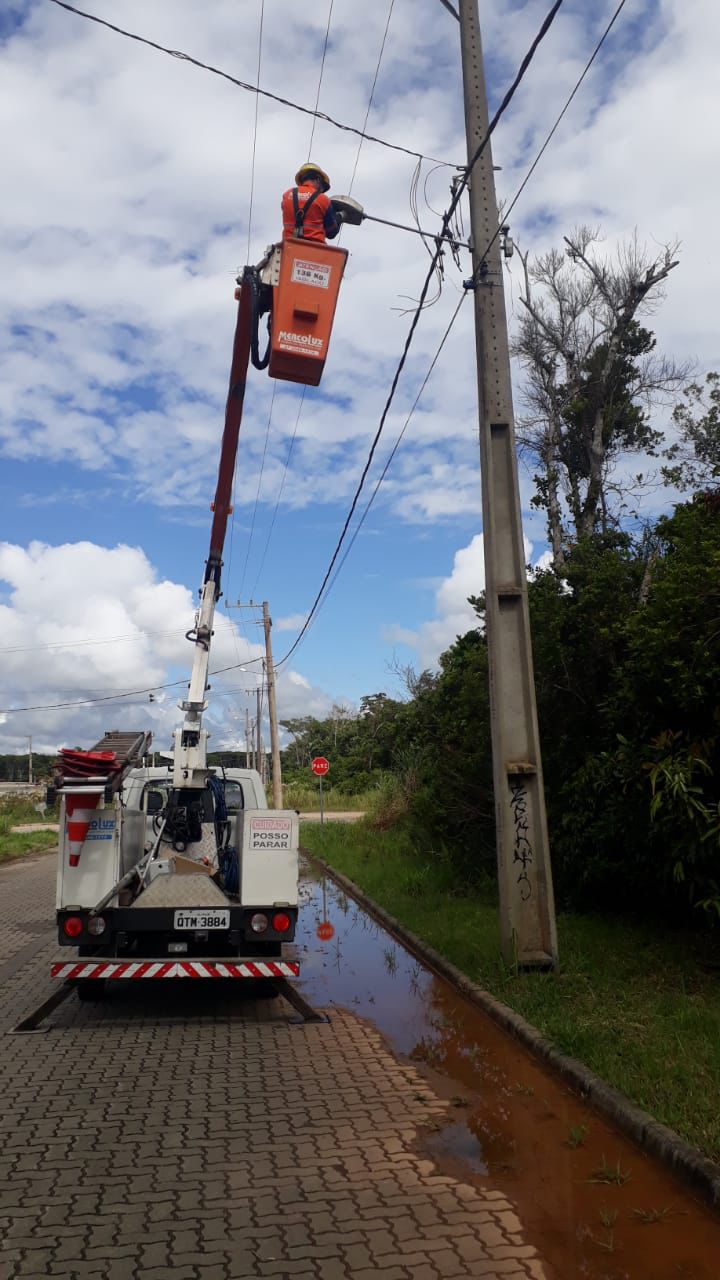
[0, 853, 551, 1280]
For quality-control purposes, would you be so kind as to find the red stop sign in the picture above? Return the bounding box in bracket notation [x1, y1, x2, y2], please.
[311, 756, 329, 776]
[317, 922, 335, 941]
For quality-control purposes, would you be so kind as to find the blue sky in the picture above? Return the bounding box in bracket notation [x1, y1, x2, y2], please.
[0, 0, 716, 756]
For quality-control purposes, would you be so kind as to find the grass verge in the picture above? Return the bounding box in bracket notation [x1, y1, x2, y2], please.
[0, 795, 58, 864]
[301, 819, 720, 1165]
[282, 782, 373, 812]
[0, 829, 58, 864]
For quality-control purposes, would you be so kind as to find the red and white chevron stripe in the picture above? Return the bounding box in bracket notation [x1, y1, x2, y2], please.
[51, 960, 300, 980]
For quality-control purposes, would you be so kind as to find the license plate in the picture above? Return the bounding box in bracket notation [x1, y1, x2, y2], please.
[173, 910, 230, 931]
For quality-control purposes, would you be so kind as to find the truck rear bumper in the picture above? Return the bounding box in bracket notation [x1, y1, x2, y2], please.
[51, 959, 300, 981]
[56, 904, 298, 947]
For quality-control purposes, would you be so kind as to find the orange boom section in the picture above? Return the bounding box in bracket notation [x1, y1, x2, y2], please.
[269, 240, 348, 387]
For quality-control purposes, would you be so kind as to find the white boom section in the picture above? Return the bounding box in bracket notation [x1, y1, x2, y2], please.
[173, 578, 216, 789]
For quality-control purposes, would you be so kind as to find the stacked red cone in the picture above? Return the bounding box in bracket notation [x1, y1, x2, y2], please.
[65, 793, 100, 867]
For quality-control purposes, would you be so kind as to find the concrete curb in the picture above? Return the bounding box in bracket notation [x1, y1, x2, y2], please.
[310, 853, 720, 1210]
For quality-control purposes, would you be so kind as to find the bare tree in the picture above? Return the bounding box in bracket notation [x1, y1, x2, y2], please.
[512, 228, 688, 569]
[330, 702, 354, 749]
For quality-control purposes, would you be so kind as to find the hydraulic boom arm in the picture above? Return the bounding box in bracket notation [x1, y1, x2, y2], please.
[173, 269, 253, 789]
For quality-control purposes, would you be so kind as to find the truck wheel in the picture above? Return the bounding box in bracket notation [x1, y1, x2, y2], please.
[76, 979, 107, 1001]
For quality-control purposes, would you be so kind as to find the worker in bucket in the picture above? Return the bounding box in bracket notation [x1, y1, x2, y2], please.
[281, 163, 344, 244]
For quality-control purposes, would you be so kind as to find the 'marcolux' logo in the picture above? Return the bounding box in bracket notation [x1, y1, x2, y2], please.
[278, 330, 323, 348]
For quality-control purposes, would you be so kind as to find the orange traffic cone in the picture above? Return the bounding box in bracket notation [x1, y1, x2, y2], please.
[65, 793, 100, 867]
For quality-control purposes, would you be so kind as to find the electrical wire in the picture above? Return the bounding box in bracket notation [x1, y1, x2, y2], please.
[307, 0, 334, 158]
[471, 0, 630, 279]
[45, 0, 456, 168]
[13, 0, 615, 704]
[422, 160, 452, 219]
[0, 654, 266, 715]
[313, 0, 631, 642]
[245, 0, 265, 266]
[237, 383, 277, 603]
[323, 293, 467, 606]
[347, 0, 395, 196]
[250, 388, 306, 599]
[277, 0, 567, 667]
[403, 158, 445, 312]
[0, 621, 242, 656]
[279, 0, 629, 663]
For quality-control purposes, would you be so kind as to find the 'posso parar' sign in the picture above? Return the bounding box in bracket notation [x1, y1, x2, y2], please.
[249, 817, 292, 851]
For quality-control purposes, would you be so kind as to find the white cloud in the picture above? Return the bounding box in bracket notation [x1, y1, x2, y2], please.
[1, 0, 718, 732]
[386, 532, 485, 670]
[0, 538, 338, 755]
[2, 0, 709, 544]
[275, 612, 308, 632]
[388, 532, 544, 669]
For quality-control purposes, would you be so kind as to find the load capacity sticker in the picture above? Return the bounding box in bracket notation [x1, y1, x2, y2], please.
[291, 259, 331, 289]
[249, 817, 292, 851]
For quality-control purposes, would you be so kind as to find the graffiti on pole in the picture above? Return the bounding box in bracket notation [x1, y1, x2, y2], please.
[509, 778, 533, 902]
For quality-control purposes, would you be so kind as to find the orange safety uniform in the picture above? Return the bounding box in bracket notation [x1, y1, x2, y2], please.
[281, 183, 340, 244]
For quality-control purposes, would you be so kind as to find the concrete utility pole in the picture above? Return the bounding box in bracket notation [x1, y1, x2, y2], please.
[256, 686, 263, 784]
[458, 0, 558, 967]
[27, 736, 33, 786]
[262, 602, 283, 808]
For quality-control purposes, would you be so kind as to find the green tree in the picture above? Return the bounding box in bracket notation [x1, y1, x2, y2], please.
[663, 372, 720, 493]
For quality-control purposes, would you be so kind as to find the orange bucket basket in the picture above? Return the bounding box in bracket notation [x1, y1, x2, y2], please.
[269, 240, 348, 387]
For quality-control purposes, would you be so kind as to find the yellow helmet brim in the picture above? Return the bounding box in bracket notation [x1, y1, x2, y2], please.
[295, 163, 331, 192]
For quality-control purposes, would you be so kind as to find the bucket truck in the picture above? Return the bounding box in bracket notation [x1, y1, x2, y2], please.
[51, 271, 306, 997]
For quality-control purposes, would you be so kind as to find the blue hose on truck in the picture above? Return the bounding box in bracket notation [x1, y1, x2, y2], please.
[208, 774, 239, 895]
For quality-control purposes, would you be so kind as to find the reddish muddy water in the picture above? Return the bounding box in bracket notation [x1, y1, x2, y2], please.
[295, 862, 720, 1280]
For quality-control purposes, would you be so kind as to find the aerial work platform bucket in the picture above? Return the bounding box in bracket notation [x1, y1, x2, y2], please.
[269, 240, 348, 387]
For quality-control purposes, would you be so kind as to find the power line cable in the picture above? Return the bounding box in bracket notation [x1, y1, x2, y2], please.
[347, 0, 395, 195]
[0, 655, 267, 715]
[307, 0, 334, 158]
[276, 0, 567, 667]
[250, 388, 306, 599]
[472, 0, 630, 278]
[296, 0, 630, 649]
[238, 383, 277, 602]
[18, 0, 625, 693]
[12, 0, 615, 698]
[245, 0, 265, 265]
[323, 293, 467, 605]
[46, 0, 455, 167]
[279, 0, 630, 662]
[0, 621, 244, 656]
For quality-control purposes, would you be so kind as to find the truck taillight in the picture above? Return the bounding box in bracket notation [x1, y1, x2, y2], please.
[272, 913, 291, 933]
[63, 916, 83, 938]
[87, 916, 106, 937]
[250, 913, 268, 933]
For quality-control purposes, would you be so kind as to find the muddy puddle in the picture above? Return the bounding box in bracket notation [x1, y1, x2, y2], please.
[294, 861, 720, 1280]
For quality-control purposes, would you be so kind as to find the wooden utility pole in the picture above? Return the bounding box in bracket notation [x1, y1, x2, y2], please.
[458, 0, 558, 967]
[262, 602, 283, 808]
[245, 708, 251, 770]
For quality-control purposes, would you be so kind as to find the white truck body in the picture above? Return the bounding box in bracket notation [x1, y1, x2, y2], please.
[54, 764, 300, 982]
